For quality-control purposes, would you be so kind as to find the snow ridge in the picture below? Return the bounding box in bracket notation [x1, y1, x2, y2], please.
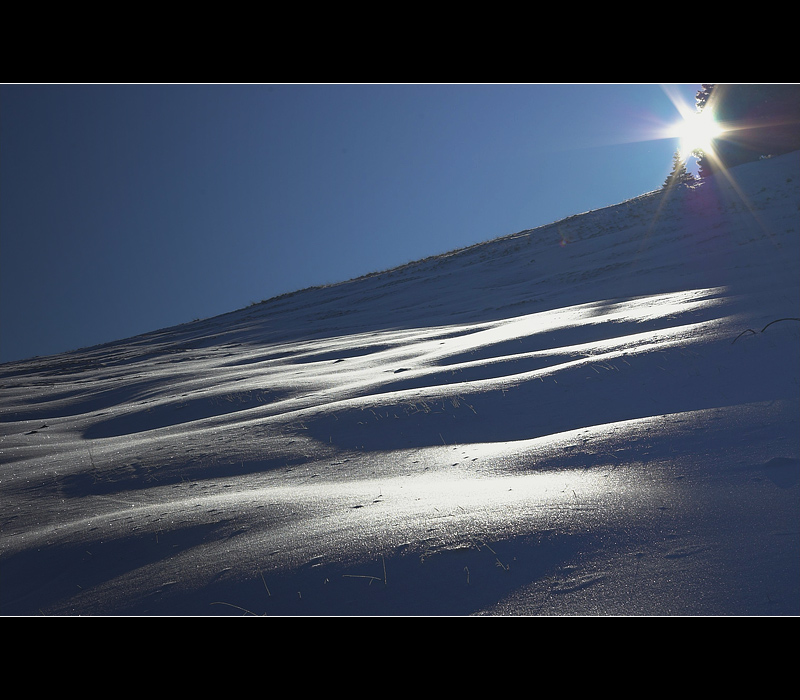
[1, 152, 798, 616]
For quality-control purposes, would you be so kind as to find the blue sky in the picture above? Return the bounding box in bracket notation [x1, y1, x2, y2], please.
[0, 83, 703, 363]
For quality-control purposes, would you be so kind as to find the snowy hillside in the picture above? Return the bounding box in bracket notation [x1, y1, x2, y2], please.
[1, 151, 798, 616]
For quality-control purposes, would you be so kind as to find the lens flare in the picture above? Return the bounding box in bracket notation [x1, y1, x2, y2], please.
[675, 109, 723, 159]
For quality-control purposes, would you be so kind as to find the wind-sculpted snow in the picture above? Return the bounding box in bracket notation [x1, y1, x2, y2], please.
[1, 153, 798, 615]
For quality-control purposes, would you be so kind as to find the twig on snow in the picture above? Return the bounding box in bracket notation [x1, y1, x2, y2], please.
[732, 318, 800, 344]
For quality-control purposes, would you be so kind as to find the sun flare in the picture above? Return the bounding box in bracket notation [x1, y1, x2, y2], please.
[675, 110, 723, 159]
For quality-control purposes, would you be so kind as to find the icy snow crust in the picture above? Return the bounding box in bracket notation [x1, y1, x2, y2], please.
[1, 152, 798, 616]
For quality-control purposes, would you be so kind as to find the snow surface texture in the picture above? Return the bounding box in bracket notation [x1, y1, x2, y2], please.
[1, 152, 798, 616]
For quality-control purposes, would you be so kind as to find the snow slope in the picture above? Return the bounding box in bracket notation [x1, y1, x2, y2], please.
[1, 152, 798, 616]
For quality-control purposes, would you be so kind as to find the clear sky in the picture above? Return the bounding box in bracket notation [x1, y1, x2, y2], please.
[0, 83, 703, 363]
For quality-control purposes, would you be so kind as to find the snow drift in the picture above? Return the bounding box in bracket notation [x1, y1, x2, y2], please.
[1, 152, 798, 616]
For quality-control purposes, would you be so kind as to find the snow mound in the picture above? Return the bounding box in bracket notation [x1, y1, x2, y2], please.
[1, 152, 798, 616]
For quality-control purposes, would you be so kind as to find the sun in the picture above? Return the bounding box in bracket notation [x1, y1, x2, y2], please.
[675, 109, 723, 160]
